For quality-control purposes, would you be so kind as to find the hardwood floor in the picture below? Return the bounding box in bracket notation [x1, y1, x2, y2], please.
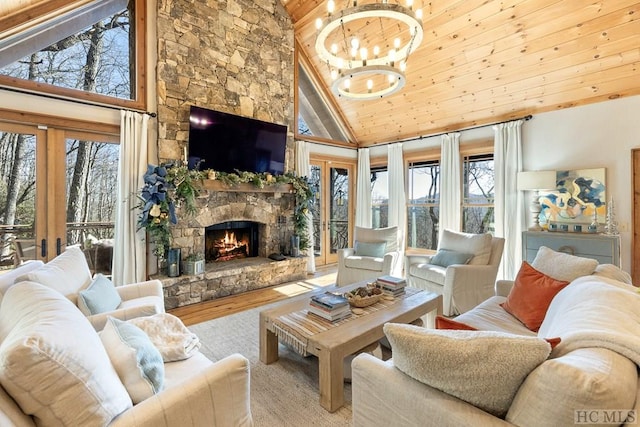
[168, 264, 338, 326]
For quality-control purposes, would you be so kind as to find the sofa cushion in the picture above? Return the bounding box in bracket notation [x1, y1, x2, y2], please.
[455, 296, 535, 336]
[507, 348, 638, 427]
[77, 274, 122, 315]
[355, 226, 398, 252]
[501, 261, 570, 331]
[354, 241, 386, 258]
[0, 261, 44, 301]
[531, 246, 598, 282]
[0, 281, 131, 426]
[383, 323, 551, 418]
[430, 249, 473, 268]
[344, 256, 383, 271]
[15, 246, 92, 304]
[100, 317, 164, 404]
[439, 230, 492, 265]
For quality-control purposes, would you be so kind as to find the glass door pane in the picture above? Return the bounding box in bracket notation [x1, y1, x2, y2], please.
[310, 164, 322, 261]
[65, 137, 119, 276]
[329, 166, 349, 258]
[0, 127, 38, 268]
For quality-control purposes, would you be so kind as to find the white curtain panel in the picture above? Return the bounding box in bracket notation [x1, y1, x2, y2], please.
[493, 119, 525, 280]
[439, 133, 462, 239]
[295, 140, 316, 274]
[387, 143, 406, 275]
[356, 148, 372, 227]
[112, 111, 149, 285]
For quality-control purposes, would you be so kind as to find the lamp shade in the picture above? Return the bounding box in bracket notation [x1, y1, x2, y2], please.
[517, 170, 556, 191]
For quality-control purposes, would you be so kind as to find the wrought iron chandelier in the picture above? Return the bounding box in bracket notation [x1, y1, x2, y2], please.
[315, 0, 424, 100]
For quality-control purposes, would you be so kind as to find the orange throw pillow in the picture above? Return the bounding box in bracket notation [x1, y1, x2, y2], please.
[436, 315, 562, 349]
[502, 261, 570, 332]
[436, 316, 478, 330]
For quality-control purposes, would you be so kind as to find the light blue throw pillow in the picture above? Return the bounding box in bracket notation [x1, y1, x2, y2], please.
[78, 274, 122, 315]
[100, 317, 165, 404]
[354, 241, 386, 258]
[431, 249, 474, 267]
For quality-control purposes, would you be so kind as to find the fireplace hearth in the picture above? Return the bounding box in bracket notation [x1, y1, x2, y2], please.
[206, 221, 259, 262]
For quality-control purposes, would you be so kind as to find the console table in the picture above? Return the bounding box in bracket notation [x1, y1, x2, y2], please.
[522, 231, 620, 267]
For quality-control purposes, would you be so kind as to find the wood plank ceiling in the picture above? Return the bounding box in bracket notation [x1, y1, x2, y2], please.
[284, 0, 640, 147]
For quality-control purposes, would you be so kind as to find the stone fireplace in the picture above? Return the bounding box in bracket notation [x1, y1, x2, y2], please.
[159, 182, 307, 309]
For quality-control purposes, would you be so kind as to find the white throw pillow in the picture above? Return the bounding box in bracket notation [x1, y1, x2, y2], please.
[100, 317, 164, 404]
[77, 274, 122, 315]
[0, 281, 132, 426]
[15, 246, 92, 304]
[592, 263, 633, 284]
[384, 323, 551, 418]
[438, 229, 492, 265]
[531, 246, 598, 282]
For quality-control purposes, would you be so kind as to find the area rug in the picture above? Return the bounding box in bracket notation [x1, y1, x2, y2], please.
[189, 301, 352, 427]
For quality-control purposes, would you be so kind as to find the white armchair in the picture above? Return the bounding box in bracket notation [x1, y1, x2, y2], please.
[406, 229, 504, 316]
[336, 226, 400, 286]
[13, 246, 164, 330]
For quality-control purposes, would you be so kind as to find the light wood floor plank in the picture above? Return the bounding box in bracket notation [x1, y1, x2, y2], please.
[169, 264, 337, 326]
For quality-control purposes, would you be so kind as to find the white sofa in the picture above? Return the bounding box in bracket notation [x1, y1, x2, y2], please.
[8, 247, 164, 331]
[353, 249, 640, 427]
[0, 254, 253, 426]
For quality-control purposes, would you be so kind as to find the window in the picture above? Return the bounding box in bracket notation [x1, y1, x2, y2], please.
[462, 154, 495, 234]
[407, 160, 440, 250]
[0, 0, 146, 109]
[371, 167, 388, 228]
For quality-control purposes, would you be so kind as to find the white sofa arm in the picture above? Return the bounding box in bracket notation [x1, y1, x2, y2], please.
[495, 280, 514, 297]
[116, 279, 163, 301]
[352, 353, 510, 427]
[405, 254, 434, 266]
[382, 252, 399, 276]
[110, 354, 253, 427]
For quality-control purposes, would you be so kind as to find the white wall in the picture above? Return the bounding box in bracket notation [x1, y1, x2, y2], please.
[522, 95, 640, 271]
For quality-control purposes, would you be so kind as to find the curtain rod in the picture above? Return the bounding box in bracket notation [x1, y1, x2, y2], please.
[369, 114, 534, 149]
[0, 85, 157, 117]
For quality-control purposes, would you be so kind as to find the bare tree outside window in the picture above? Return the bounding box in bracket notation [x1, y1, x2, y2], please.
[462, 154, 495, 234]
[407, 161, 440, 250]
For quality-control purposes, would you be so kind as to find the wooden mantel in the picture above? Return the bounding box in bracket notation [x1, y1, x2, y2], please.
[203, 180, 294, 193]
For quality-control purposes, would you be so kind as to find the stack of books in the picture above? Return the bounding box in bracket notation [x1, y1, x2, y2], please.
[308, 292, 351, 322]
[376, 275, 406, 297]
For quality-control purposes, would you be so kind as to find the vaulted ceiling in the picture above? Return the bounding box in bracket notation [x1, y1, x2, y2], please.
[285, 0, 640, 147]
[2, 1, 639, 148]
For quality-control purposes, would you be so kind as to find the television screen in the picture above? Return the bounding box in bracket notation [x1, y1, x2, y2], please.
[187, 106, 287, 175]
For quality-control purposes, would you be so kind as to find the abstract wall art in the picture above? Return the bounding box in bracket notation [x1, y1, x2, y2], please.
[539, 168, 606, 226]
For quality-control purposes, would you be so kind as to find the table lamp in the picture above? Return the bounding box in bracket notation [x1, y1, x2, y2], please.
[517, 170, 556, 231]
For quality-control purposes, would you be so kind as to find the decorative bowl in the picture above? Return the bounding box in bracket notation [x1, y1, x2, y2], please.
[344, 284, 383, 307]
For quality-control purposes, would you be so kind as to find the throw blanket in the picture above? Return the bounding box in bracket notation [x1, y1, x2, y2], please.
[129, 313, 201, 362]
[538, 275, 640, 365]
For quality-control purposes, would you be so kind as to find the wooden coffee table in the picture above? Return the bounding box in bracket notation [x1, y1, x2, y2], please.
[259, 282, 442, 412]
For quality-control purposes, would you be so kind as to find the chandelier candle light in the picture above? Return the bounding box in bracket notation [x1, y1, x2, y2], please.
[315, 0, 424, 100]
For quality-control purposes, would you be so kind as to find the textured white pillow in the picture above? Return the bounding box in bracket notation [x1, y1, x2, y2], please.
[592, 263, 633, 284]
[384, 323, 551, 418]
[438, 229, 492, 265]
[532, 246, 598, 281]
[15, 246, 92, 304]
[100, 317, 164, 404]
[0, 281, 131, 426]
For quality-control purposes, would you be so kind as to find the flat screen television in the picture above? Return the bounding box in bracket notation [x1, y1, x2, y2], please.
[187, 106, 287, 175]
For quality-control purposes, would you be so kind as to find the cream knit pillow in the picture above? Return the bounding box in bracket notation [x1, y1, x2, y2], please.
[531, 246, 598, 282]
[384, 323, 551, 418]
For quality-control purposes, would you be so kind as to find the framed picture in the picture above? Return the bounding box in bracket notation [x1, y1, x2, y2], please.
[539, 168, 606, 227]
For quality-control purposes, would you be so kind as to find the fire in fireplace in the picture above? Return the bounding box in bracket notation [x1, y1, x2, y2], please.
[206, 221, 259, 262]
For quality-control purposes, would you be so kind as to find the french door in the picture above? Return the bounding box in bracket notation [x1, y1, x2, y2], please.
[0, 119, 119, 270]
[309, 159, 354, 265]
